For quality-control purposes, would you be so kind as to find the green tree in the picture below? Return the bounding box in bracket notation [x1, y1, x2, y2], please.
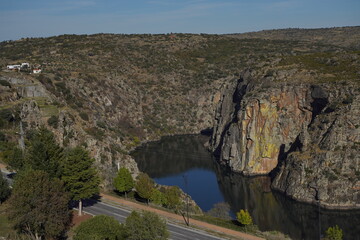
[150, 188, 167, 206]
[236, 209, 253, 226]
[61, 146, 100, 216]
[26, 127, 64, 177]
[114, 167, 134, 198]
[125, 211, 169, 240]
[164, 186, 181, 209]
[74, 215, 125, 240]
[0, 174, 10, 204]
[325, 225, 343, 240]
[8, 170, 70, 240]
[135, 173, 154, 204]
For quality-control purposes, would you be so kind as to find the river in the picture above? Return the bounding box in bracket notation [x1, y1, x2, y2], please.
[131, 135, 360, 240]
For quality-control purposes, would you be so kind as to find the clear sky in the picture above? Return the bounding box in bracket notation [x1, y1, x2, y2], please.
[0, 0, 359, 41]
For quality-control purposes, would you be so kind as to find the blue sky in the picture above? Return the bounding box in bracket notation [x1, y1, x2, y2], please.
[0, 0, 359, 41]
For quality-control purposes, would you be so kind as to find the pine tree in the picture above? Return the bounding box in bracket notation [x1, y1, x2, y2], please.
[135, 173, 154, 204]
[8, 170, 70, 239]
[61, 146, 100, 216]
[114, 167, 134, 198]
[26, 127, 64, 177]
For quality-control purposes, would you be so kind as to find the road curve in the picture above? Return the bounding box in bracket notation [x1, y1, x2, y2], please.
[83, 200, 226, 240]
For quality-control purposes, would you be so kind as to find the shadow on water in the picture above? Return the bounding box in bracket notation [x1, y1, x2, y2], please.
[131, 135, 215, 178]
[131, 135, 360, 240]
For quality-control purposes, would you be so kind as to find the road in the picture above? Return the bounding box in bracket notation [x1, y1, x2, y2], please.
[83, 200, 227, 240]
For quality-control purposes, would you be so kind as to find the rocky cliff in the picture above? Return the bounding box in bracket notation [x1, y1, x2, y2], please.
[210, 66, 360, 208]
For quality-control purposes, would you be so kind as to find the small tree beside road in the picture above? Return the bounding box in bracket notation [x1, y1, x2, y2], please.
[135, 173, 154, 204]
[61, 146, 100, 216]
[74, 215, 125, 240]
[114, 167, 134, 198]
[124, 210, 169, 240]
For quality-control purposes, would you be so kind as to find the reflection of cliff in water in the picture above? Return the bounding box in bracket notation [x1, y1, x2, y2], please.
[215, 166, 360, 240]
[131, 135, 215, 178]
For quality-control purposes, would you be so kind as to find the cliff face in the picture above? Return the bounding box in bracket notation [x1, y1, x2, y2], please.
[210, 70, 313, 175]
[210, 69, 360, 207]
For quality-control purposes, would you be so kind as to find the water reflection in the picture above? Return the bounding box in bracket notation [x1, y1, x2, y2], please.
[132, 135, 360, 240]
[132, 135, 215, 177]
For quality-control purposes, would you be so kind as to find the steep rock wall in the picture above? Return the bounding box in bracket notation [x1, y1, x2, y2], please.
[210, 70, 360, 207]
[210, 70, 313, 175]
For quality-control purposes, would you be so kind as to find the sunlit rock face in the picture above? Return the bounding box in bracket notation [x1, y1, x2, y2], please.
[210, 70, 313, 175]
[210, 69, 360, 207]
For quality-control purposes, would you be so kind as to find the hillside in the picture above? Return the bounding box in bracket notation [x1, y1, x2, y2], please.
[0, 27, 359, 187]
[227, 26, 360, 49]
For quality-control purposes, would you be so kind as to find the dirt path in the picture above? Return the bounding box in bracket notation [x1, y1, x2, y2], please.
[100, 193, 264, 240]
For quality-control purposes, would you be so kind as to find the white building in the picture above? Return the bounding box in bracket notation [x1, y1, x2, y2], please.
[7, 65, 21, 70]
[32, 68, 42, 74]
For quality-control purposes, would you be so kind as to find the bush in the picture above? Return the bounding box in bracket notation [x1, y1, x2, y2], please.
[79, 112, 89, 121]
[47, 115, 59, 128]
[124, 211, 169, 240]
[0, 80, 11, 87]
[74, 215, 125, 240]
[325, 225, 343, 240]
[236, 209, 253, 226]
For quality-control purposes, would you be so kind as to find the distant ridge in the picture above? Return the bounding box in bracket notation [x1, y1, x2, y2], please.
[226, 26, 360, 48]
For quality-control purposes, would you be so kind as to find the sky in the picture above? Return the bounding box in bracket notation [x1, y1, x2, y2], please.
[0, 0, 359, 41]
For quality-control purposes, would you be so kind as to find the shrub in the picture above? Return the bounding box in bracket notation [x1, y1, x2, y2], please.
[0, 80, 11, 87]
[47, 115, 59, 128]
[325, 225, 343, 240]
[74, 215, 125, 240]
[236, 209, 253, 226]
[79, 112, 89, 121]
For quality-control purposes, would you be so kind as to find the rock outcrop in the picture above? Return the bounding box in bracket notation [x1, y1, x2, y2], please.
[210, 69, 360, 208]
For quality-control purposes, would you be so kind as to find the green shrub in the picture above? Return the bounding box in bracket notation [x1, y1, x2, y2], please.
[47, 115, 59, 128]
[74, 215, 125, 240]
[325, 225, 343, 240]
[0, 80, 11, 87]
[79, 112, 89, 121]
[236, 209, 253, 226]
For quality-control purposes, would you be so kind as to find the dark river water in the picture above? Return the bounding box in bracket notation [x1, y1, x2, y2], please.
[131, 135, 360, 240]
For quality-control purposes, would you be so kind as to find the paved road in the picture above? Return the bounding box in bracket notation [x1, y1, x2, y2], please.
[83, 200, 226, 240]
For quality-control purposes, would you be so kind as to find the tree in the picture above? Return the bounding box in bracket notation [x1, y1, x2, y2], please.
[61, 146, 100, 216]
[125, 211, 169, 240]
[26, 127, 64, 177]
[236, 209, 253, 226]
[164, 186, 181, 209]
[0, 174, 10, 204]
[8, 170, 70, 240]
[74, 215, 125, 240]
[135, 173, 154, 204]
[114, 167, 134, 198]
[325, 225, 343, 240]
[150, 188, 167, 206]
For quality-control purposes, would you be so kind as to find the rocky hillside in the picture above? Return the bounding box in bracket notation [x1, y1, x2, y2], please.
[0, 27, 359, 191]
[209, 50, 360, 208]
